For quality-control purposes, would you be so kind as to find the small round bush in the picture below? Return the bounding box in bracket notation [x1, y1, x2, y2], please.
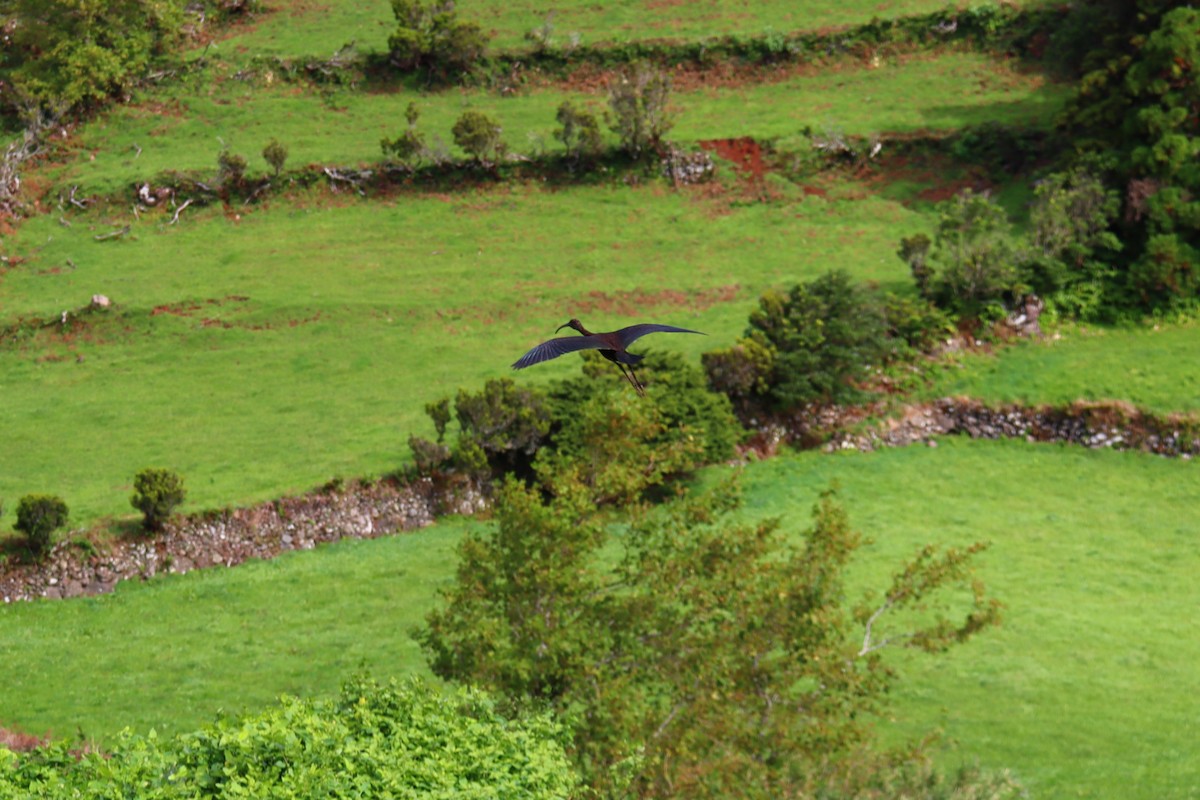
[131, 468, 187, 533]
[14, 494, 69, 560]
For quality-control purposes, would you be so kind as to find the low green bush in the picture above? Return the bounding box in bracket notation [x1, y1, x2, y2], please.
[13, 494, 68, 560]
[0, 677, 578, 798]
[130, 468, 187, 534]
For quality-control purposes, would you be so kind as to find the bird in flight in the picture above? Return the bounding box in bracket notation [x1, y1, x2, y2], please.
[512, 318, 704, 396]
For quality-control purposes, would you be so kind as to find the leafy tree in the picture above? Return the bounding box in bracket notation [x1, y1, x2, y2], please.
[387, 0, 489, 84]
[0, 677, 579, 798]
[418, 477, 1002, 798]
[607, 63, 673, 158]
[380, 101, 426, 168]
[704, 270, 891, 411]
[0, 0, 182, 114]
[451, 109, 506, 167]
[1025, 166, 1121, 317]
[130, 467, 186, 533]
[13, 494, 68, 559]
[927, 189, 1020, 314]
[260, 137, 288, 177]
[554, 100, 604, 162]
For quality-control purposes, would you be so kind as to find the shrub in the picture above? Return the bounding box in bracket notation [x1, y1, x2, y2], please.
[261, 137, 288, 177]
[387, 0, 489, 84]
[554, 100, 604, 162]
[0, 677, 578, 798]
[1, 0, 183, 114]
[130, 467, 186, 533]
[704, 270, 891, 411]
[607, 63, 673, 158]
[927, 189, 1020, 315]
[451, 110, 506, 167]
[897, 233, 933, 298]
[380, 102, 427, 168]
[216, 149, 248, 189]
[14, 494, 68, 559]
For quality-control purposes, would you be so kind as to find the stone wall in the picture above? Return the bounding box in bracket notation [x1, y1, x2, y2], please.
[0, 476, 485, 603]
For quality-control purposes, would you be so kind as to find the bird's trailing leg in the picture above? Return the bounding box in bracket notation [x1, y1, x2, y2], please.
[617, 363, 646, 397]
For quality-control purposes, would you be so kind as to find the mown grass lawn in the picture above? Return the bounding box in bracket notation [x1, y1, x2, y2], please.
[0, 439, 1195, 800]
[42, 51, 1066, 198]
[926, 322, 1200, 415]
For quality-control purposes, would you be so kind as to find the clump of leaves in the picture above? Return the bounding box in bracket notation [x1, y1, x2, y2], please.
[216, 148, 248, 190]
[607, 63, 674, 159]
[261, 137, 288, 177]
[380, 102, 427, 169]
[14, 494, 69, 560]
[387, 0, 489, 84]
[554, 100, 604, 163]
[704, 269, 892, 412]
[926, 189, 1020, 316]
[418, 477, 1003, 798]
[130, 467, 187, 534]
[451, 110, 506, 167]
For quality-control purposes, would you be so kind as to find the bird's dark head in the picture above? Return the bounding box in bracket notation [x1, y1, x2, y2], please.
[556, 318, 585, 334]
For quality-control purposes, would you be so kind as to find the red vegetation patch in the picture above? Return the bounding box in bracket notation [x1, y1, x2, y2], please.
[0, 725, 48, 752]
[151, 296, 250, 318]
[698, 137, 767, 180]
[572, 284, 740, 317]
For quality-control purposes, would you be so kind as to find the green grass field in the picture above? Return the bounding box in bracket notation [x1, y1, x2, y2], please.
[0, 439, 1195, 799]
[42, 51, 1066, 199]
[208, 0, 1030, 62]
[1, 181, 931, 525]
[927, 322, 1200, 415]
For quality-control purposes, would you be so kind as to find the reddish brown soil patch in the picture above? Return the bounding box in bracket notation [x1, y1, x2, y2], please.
[151, 296, 249, 318]
[572, 284, 740, 317]
[698, 137, 766, 180]
[0, 725, 48, 752]
[916, 175, 994, 203]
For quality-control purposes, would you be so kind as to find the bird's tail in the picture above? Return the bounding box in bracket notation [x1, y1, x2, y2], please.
[615, 351, 644, 365]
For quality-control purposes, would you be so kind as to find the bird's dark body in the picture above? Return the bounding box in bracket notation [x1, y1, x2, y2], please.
[511, 318, 702, 395]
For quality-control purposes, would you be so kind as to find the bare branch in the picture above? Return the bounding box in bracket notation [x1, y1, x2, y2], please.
[170, 198, 194, 225]
[94, 225, 131, 241]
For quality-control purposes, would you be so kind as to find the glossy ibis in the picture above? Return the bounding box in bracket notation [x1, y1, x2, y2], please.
[511, 318, 704, 396]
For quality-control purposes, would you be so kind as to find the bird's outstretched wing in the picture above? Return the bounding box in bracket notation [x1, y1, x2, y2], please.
[613, 323, 705, 348]
[512, 335, 604, 369]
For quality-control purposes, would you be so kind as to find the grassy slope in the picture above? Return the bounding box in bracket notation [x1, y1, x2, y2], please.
[0, 439, 1196, 799]
[213, 0, 1028, 61]
[0, 182, 924, 524]
[926, 322, 1200, 414]
[43, 52, 1067, 198]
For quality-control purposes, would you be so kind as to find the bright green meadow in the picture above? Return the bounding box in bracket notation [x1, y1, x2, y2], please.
[2, 1, 1197, 798]
[44, 51, 1068, 199]
[209, 0, 1031, 61]
[0, 439, 1196, 800]
[927, 323, 1200, 415]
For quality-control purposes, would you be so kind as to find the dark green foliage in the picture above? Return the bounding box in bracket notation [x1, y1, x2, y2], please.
[704, 270, 891, 411]
[419, 479, 1002, 798]
[0, 677, 579, 798]
[898, 232, 933, 298]
[13, 494, 68, 559]
[451, 109, 506, 167]
[0, 0, 182, 114]
[882, 293, 955, 353]
[1058, 2, 1200, 313]
[554, 100, 604, 163]
[260, 137, 288, 177]
[1025, 166, 1121, 318]
[607, 63, 673, 158]
[387, 0, 489, 84]
[130, 467, 186, 533]
[927, 190, 1020, 315]
[380, 102, 426, 168]
[216, 149, 248, 189]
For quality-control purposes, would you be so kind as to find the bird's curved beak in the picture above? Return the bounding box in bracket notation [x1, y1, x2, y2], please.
[555, 321, 571, 333]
